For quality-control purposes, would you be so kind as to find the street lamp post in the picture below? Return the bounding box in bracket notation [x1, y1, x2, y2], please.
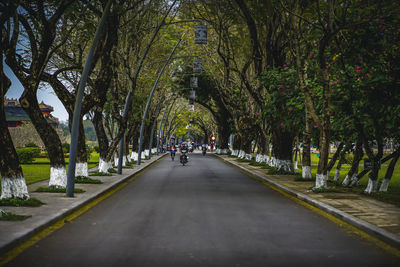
[66, 0, 112, 197]
[148, 98, 164, 159]
[116, 0, 178, 174]
[137, 38, 182, 165]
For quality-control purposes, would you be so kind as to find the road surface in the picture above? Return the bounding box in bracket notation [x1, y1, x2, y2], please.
[6, 152, 399, 266]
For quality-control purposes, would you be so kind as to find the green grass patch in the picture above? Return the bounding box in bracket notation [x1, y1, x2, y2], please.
[0, 211, 31, 221]
[0, 197, 44, 207]
[249, 161, 269, 167]
[236, 158, 252, 163]
[35, 187, 85, 193]
[75, 177, 102, 184]
[294, 176, 315, 182]
[267, 167, 297, 175]
[89, 171, 112, 176]
[108, 168, 117, 173]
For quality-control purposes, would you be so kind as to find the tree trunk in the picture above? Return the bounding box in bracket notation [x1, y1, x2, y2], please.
[379, 150, 400, 192]
[271, 128, 295, 172]
[19, 90, 67, 188]
[342, 139, 363, 187]
[333, 144, 350, 182]
[0, 63, 29, 199]
[314, 57, 332, 188]
[73, 118, 88, 177]
[92, 110, 111, 173]
[302, 106, 312, 179]
[363, 137, 384, 194]
[216, 120, 230, 154]
[327, 142, 344, 173]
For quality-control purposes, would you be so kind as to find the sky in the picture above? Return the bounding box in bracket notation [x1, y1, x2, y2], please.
[4, 61, 69, 123]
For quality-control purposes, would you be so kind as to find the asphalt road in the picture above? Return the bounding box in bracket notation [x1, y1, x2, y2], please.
[6, 152, 400, 267]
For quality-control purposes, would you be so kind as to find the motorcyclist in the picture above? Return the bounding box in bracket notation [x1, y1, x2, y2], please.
[180, 143, 188, 165]
[202, 143, 207, 156]
[170, 144, 176, 160]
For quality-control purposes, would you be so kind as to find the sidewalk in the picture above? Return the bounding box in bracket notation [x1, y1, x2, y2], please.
[0, 153, 167, 255]
[216, 154, 400, 250]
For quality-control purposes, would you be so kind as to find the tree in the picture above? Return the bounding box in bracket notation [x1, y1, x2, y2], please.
[0, 0, 30, 199]
[5, 0, 75, 187]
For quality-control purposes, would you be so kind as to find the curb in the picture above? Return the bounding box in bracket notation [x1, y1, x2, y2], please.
[0, 154, 167, 255]
[215, 154, 400, 250]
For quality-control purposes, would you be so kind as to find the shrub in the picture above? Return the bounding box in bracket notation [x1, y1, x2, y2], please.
[93, 145, 100, 153]
[62, 142, 70, 153]
[25, 142, 38, 147]
[16, 147, 41, 163]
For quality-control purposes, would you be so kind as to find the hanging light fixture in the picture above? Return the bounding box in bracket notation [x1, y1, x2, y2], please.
[193, 58, 202, 73]
[194, 24, 207, 44]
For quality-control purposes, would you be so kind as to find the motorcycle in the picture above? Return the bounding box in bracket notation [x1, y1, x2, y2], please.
[180, 148, 188, 166]
[171, 150, 176, 161]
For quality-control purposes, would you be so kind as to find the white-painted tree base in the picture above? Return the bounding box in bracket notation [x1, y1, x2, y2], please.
[131, 152, 138, 161]
[126, 154, 132, 163]
[302, 166, 312, 179]
[1, 176, 30, 199]
[269, 157, 277, 167]
[114, 154, 127, 167]
[48, 166, 67, 188]
[349, 174, 359, 187]
[315, 173, 328, 188]
[238, 150, 246, 159]
[364, 179, 378, 194]
[216, 148, 230, 155]
[244, 153, 252, 160]
[75, 162, 88, 177]
[379, 179, 390, 192]
[294, 161, 298, 170]
[144, 149, 150, 157]
[333, 169, 341, 182]
[276, 159, 294, 173]
[231, 150, 239, 156]
[342, 175, 350, 186]
[98, 159, 112, 173]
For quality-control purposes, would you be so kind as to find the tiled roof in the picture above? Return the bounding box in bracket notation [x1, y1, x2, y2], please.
[4, 106, 57, 124]
[4, 106, 29, 121]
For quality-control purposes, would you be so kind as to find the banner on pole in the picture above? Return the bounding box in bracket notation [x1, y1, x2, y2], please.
[194, 25, 207, 44]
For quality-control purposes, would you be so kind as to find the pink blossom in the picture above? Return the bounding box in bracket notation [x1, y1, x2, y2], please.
[256, 112, 259, 116]
[281, 91, 286, 96]
[280, 122, 284, 127]
[314, 125, 318, 128]
[289, 107, 293, 111]
[283, 64, 287, 67]
[345, 121, 349, 125]
[382, 104, 385, 109]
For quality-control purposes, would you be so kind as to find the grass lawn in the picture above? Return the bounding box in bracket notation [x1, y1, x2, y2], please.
[295, 153, 400, 206]
[1, 153, 100, 187]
